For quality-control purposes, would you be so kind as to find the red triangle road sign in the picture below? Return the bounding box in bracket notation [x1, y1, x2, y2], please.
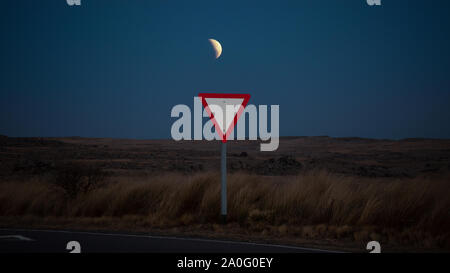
[199, 93, 251, 143]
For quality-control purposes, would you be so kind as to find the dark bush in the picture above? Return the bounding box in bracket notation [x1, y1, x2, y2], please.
[52, 162, 107, 199]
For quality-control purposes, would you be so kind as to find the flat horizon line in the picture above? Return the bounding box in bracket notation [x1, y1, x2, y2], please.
[1, 134, 450, 142]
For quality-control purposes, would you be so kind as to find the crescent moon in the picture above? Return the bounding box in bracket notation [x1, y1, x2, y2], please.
[208, 38, 222, 59]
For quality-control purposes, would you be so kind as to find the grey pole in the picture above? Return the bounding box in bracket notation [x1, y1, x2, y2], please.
[221, 141, 227, 224]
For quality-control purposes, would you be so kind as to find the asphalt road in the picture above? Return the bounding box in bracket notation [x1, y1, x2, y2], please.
[0, 228, 339, 253]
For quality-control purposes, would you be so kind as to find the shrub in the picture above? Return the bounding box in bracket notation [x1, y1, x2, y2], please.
[52, 162, 107, 199]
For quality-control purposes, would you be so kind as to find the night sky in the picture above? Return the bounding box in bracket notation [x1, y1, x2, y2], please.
[1, 0, 450, 139]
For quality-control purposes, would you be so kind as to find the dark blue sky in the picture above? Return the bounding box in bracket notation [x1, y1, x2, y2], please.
[1, 0, 450, 139]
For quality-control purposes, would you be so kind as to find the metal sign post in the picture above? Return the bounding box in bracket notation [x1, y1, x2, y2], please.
[221, 141, 227, 223]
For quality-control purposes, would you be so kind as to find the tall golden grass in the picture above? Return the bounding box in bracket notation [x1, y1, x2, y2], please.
[0, 171, 449, 249]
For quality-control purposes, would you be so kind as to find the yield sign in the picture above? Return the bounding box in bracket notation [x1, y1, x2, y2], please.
[199, 93, 251, 143]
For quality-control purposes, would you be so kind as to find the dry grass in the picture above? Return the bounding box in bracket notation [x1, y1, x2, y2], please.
[0, 171, 449, 250]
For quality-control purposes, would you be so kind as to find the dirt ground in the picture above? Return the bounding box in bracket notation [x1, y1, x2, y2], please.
[1, 135, 450, 178]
